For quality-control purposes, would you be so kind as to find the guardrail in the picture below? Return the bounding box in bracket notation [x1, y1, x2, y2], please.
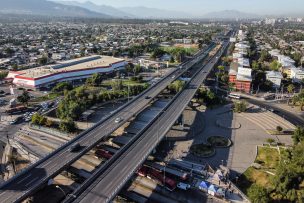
[0, 44, 215, 201]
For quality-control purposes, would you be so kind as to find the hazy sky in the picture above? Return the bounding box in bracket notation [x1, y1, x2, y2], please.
[60, 0, 304, 15]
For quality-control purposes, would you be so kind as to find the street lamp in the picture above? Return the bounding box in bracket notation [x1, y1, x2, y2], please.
[55, 185, 66, 197]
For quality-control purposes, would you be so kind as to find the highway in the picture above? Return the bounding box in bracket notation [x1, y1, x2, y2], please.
[69, 42, 229, 203]
[0, 44, 214, 203]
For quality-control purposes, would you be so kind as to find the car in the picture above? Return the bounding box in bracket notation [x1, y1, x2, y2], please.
[9, 116, 23, 125]
[177, 182, 191, 190]
[115, 117, 122, 123]
[171, 75, 176, 79]
[69, 143, 81, 152]
[145, 96, 150, 99]
[0, 90, 5, 94]
[25, 117, 32, 122]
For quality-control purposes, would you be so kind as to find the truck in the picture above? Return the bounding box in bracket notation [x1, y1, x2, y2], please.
[145, 162, 189, 181]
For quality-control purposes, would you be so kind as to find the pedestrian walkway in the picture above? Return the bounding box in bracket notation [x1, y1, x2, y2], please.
[240, 106, 295, 132]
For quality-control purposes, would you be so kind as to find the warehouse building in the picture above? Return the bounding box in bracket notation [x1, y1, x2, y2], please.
[7, 55, 126, 89]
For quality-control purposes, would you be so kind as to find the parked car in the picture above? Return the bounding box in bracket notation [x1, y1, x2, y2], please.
[177, 182, 191, 190]
[9, 116, 23, 125]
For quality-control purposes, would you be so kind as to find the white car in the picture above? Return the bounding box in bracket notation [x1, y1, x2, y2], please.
[115, 117, 122, 123]
[177, 182, 191, 190]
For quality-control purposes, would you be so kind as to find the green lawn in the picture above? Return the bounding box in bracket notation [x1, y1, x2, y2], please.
[237, 146, 282, 197]
[161, 46, 198, 55]
[102, 79, 147, 87]
[30, 92, 61, 102]
[255, 147, 280, 170]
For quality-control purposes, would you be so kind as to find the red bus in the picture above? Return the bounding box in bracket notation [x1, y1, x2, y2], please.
[148, 168, 177, 191]
[137, 166, 148, 177]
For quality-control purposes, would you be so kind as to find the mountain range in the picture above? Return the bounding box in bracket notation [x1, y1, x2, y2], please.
[0, 0, 263, 19]
[0, 0, 111, 18]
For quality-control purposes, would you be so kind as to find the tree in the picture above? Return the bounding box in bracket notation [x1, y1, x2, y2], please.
[247, 184, 269, 203]
[0, 71, 8, 80]
[220, 74, 229, 84]
[269, 60, 282, 71]
[259, 50, 271, 63]
[134, 64, 141, 75]
[151, 48, 166, 59]
[276, 125, 283, 132]
[287, 84, 295, 94]
[168, 80, 185, 93]
[111, 80, 123, 91]
[266, 138, 275, 144]
[217, 65, 225, 72]
[272, 141, 304, 202]
[45, 119, 54, 127]
[38, 56, 48, 65]
[59, 119, 76, 133]
[292, 52, 302, 67]
[234, 100, 248, 113]
[125, 63, 134, 73]
[31, 113, 47, 126]
[17, 90, 30, 106]
[86, 73, 102, 86]
[292, 127, 304, 145]
[52, 82, 72, 93]
[252, 60, 260, 71]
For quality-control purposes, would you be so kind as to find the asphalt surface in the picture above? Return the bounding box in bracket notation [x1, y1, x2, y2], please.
[70, 42, 229, 203]
[0, 45, 214, 202]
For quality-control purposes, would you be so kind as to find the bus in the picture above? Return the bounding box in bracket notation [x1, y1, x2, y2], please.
[145, 162, 189, 181]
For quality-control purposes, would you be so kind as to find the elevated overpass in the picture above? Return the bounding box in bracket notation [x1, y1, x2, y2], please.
[67, 42, 230, 203]
[0, 44, 216, 203]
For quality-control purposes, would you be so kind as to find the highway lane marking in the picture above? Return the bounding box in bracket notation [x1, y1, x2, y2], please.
[16, 174, 32, 184]
[25, 177, 39, 187]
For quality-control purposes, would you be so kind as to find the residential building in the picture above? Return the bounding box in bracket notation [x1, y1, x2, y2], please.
[290, 68, 304, 83]
[266, 71, 283, 88]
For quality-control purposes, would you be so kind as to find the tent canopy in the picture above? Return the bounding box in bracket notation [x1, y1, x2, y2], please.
[199, 181, 210, 189]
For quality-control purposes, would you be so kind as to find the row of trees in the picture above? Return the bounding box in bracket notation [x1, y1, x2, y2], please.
[31, 113, 76, 133]
[56, 81, 148, 121]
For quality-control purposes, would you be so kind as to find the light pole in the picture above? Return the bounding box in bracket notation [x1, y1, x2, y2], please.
[163, 163, 166, 186]
[56, 185, 66, 197]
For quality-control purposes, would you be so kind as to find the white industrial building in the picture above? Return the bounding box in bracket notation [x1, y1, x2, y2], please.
[7, 55, 126, 89]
